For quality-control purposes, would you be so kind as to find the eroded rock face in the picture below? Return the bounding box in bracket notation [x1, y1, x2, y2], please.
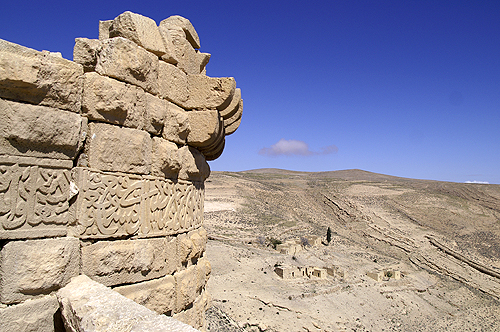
[0, 11, 243, 331]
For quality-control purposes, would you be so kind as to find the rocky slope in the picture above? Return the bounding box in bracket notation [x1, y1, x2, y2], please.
[204, 169, 500, 331]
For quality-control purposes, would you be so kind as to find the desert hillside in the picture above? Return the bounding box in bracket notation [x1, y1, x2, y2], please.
[204, 169, 500, 332]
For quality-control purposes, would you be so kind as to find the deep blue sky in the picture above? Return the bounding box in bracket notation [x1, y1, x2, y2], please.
[1, 1, 499, 183]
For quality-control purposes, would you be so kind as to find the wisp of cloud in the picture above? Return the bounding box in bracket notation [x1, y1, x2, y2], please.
[259, 139, 338, 157]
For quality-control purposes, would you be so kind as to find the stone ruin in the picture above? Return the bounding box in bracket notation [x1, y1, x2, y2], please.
[0, 11, 242, 331]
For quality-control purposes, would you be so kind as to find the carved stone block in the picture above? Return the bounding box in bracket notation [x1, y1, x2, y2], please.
[0, 295, 63, 332]
[71, 168, 204, 239]
[0, 156, 73, 239]
[81, 236, 178, 287]
[0, 237, 80, 304]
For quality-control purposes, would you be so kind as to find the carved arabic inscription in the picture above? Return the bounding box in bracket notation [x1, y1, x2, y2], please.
[74, 168, 204, 238]
[0, 161, 71, 239]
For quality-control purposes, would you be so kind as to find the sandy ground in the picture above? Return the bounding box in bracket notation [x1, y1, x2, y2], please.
[203, 170, 500, 332]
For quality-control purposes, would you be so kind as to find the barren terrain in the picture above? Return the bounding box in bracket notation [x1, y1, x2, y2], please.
[203, 169, 500, 332]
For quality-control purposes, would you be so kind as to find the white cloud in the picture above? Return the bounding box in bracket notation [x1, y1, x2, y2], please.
[465, 180, 489, 184]
[259, 139, 338, 157]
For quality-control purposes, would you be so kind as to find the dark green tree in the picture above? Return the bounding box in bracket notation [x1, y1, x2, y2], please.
[326, 227, 332, 244]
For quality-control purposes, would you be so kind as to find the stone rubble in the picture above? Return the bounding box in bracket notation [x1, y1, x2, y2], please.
[0, 10, 242, 331]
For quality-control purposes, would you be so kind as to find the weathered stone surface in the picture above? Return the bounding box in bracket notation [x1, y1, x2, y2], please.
[0, 295, 63, 332]
[82, 72, 144, 128]
[151, 137, 181, 179]
[174, 290, 210, 330]
[178, 146, 210, 182]
[85, 122, 152, 174]
[0, 38, 83, 112]
[203, 138, 225, 161]
[141, 91, 169, 136]
[158, 61, 189, 106]
[98, 20, 113, 40]
[71, 168, 204, 239]
[185, 75, 235, 110]
[0, 98, 86, 160]
[57, 275, 200, 332]
[186, 110, 222, 148]
[219, 88, 241, 120]
[162, 102, 190, 144]
[114, 274, 176, 315]
[95, 37, 159, 95]
[174, 265, 199, 312]
[178, 227, 208, 267]
[160, 16, 201, 49]
[225, 99, 243, 136]
[109, 11, 167, 57]
[0, 156, 74, 240]
[82, 236, 177, 286]
[0, 237, 80, 304]
[158, 18, 209, 75]
[73, 38, 101, 72]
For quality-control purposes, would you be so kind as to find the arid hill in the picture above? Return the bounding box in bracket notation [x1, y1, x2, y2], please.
[204, 169, 500, 332]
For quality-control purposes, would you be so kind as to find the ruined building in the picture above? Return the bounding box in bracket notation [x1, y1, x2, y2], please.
[0, 11, 242, 331]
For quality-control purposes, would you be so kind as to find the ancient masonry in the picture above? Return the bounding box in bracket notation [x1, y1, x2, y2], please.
[0, 11, 242, 331]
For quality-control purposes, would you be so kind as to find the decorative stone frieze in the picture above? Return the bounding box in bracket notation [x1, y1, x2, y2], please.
[0, 156, 73, 239]
[70, 168, 204, 239]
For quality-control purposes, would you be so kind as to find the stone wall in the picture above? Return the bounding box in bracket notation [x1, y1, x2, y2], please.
[0, 11, 242, 332]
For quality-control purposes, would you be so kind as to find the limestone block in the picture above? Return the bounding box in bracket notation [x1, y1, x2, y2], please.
[172, 279, 210, 329]
[85, 122, 152, 174]
[57, 275, 200, 332]
[109, 11, 167, 57]
[70, 168, 204, 239]
[82, 72, 144, 129]
[203, 138, 225, 161]
[196, 257, 211, 292]
[141, 91, 169, 136]
[219, 88, 241, 120]
[0, 295, 63, 332]
[0, 38, 83, 113]
[95, 37, 159, 95]
[186, 110, 222, 148]
[158, 17, 209, 75]
[158, 61, 189, 106]
[225, 99, 243, 136]
[73, 38, 102, 72]
[0, 98, 86, 160]
[174, 265, 199, 312]
[178, 228, 208, 268]
[178, 146, 210, 182]
[114, 274, 176, 315]
[185, 75, 235, 110]
[162, 102, 190, 144]
[82, 236, 177, 287]
[99, 20, 113, 40]
[0, 156, 73, 240]
[151, 137, 181, 179]
[174, 290, 210, 330]
[160, 16, 201, 49]
[0, 237, 80, 304]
